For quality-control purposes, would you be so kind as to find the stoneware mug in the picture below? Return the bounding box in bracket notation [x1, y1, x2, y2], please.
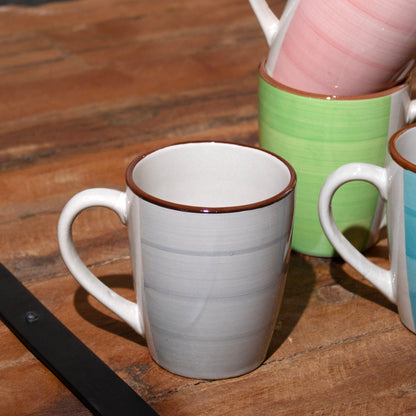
[248, 0, 300, 75]
[251, 0, 416, 95]
[58, 141, 297, 379]
[319, 124, 416, 333]
[258, 59, 416, 257]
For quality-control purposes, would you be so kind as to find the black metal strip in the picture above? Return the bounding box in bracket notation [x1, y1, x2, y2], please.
[0, 263, 159, 416]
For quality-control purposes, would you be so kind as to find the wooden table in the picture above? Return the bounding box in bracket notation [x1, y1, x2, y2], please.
[1, 0, 416, 414]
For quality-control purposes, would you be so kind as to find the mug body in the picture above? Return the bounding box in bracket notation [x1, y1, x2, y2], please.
[269, 0, 416, 95]
[259, 59, 411, 257]
[387, 126, 416, 333]
[125, 142, 296, 379]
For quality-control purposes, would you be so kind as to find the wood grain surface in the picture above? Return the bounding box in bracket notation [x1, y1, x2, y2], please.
[1, 0, 416, 415]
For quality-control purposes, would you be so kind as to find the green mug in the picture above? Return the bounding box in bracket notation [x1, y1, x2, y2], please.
[258, 59, 416, 256]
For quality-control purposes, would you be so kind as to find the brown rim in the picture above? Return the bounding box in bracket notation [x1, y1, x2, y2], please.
[259, 58, 407, 101]
[389, 124, 416, 173]
[125, 140, 297, 213]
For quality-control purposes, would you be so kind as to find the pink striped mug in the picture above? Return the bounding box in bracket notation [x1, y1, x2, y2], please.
[250, 0, 416, 96]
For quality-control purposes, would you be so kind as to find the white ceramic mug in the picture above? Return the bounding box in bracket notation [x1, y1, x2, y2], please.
[58, 141, 297, 379]
[319, 124, 416, 333]
[250, 0, 416, 95]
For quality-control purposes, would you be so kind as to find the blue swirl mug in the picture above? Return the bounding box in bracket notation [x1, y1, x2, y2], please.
[319, 124, 416, 333]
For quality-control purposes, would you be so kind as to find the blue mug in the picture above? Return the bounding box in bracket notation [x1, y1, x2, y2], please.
[319, 124, 416, 333]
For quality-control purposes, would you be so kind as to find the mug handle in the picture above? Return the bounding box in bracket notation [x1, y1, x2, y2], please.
[248, 0, 301, 46]
[248, 0, 280, 46]
[407, 98, 416, 124]
[318, 163, 396, 304]
[57, 188, 145, 336]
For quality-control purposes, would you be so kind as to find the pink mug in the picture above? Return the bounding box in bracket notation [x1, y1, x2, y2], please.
[250, 0, 416, 96]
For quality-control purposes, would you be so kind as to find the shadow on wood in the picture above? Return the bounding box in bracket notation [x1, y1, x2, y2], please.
[266, 251, 316, 357]
[328, 228, 397, 313]
[73, 273, 147, 347]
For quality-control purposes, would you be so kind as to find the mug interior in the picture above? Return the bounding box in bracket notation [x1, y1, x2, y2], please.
[390, 125, 416, 172]
[126, 142, 296, 212]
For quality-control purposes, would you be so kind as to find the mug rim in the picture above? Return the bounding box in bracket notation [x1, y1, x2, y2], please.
[125, 140, 297, 213]
[389, 124, 416, 173]
[259, 58, 408, 101]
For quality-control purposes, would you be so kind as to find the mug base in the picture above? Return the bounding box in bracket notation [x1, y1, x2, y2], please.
[151, 356, 264, 380]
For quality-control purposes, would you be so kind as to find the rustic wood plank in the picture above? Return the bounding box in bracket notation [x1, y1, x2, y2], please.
[1, 0, 415, 414]
[149, 325, 416, 416]
[0, 77, 259, 172]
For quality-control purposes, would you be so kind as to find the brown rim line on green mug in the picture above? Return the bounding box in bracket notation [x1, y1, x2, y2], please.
[258, 58, 416, 257]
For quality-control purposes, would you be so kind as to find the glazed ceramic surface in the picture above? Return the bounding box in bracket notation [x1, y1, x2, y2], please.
[251, 0, 416, 95]
[249, 0, 300, 74]
[258, 59, 416, 257]
[58, 141, 296, 379]
[319, 124, 416, 333]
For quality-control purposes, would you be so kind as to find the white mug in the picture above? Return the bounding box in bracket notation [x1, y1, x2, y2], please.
[58, 141, 297, 379]
[319, 124, 416, 333]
